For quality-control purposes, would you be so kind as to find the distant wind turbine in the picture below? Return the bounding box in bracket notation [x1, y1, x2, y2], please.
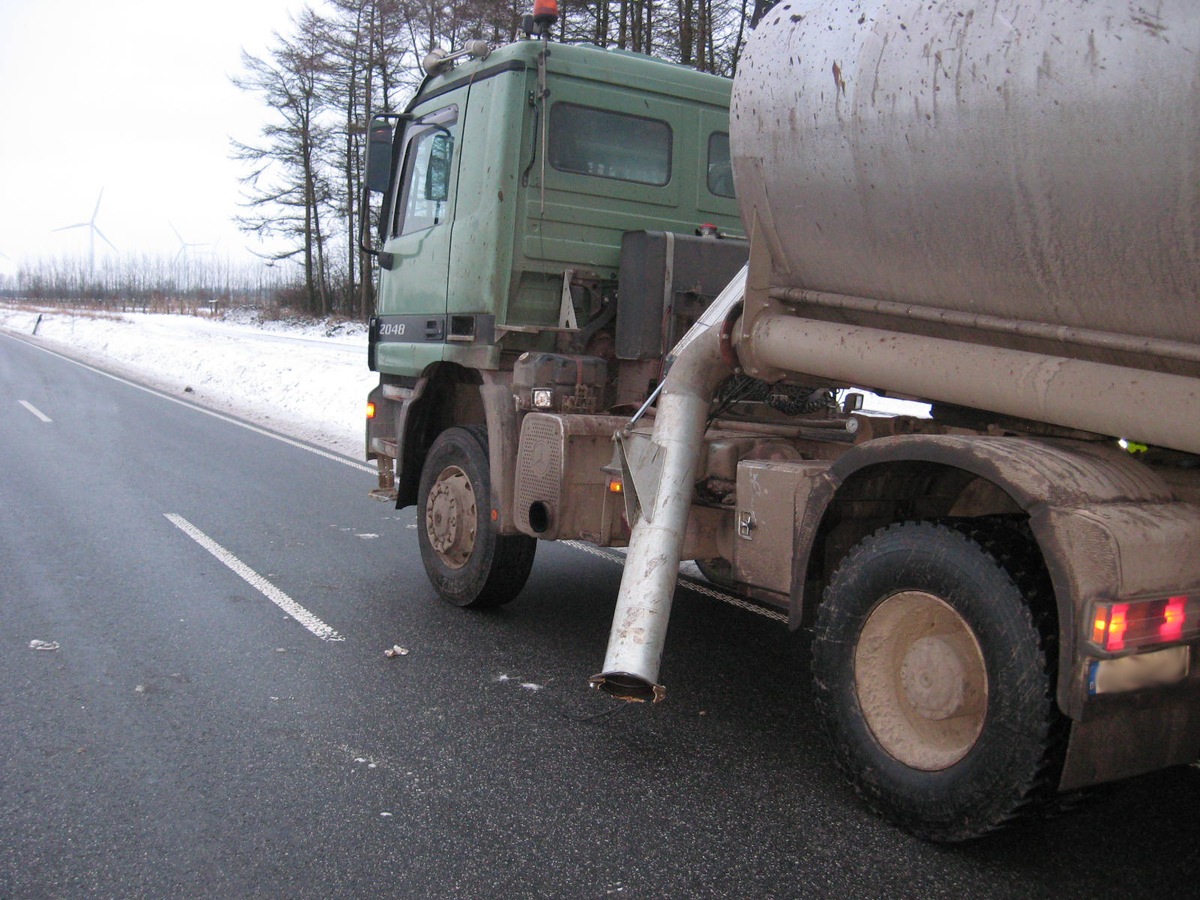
[53, 189, 117, 275]
[170, 222, 209, 264]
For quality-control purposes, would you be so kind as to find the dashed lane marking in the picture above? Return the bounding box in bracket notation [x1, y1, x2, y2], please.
[18, 400, 52, 422]
[165, 513, 344, 642]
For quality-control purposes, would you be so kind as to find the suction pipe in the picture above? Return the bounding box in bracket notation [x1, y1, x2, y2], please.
[590, 270, 744, 702]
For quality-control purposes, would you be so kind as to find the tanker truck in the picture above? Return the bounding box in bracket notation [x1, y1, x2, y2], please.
[365, 1, 1200, 841]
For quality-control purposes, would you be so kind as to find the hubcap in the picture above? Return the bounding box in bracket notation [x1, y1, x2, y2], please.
[854, 591, 988, 771]
[425, 465, 477, 569]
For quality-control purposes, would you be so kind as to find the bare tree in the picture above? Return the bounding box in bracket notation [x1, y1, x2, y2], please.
[232, 6, 336, 315]
[323, 0, 415, 318]
[224, 1, 757, 318]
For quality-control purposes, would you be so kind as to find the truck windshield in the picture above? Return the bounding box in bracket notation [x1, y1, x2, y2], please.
[548, 102, 671, 186]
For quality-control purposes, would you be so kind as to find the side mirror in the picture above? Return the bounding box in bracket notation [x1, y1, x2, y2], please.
[360, 113, 408, 258]
[365, 117, 397, 194]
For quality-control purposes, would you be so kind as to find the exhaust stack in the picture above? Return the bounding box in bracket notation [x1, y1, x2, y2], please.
[590, 269, 745, 701]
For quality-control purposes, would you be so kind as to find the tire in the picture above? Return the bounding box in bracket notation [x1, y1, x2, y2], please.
[416, 425, 536, 608]
[694, 558, 736, 589]
[811, 520, 1065, 842]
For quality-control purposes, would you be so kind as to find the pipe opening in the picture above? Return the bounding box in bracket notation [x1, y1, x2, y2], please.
[589, 671, 667, 703]
[527, 501, 552, 534]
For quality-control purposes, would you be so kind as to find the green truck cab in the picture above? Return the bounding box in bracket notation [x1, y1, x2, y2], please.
[364, 33, 746, 605]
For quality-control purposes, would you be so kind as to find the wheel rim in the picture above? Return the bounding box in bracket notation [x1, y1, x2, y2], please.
[854, 590, 988, 771]
[425, 464, 477, 570]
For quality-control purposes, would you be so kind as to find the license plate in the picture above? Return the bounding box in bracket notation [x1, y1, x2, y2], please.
[1088, 646, 1191, 695]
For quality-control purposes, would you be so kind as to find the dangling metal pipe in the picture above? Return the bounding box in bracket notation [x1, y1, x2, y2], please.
[590, 269, 746, 702]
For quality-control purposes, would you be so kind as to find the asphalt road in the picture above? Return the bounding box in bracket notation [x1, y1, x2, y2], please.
[3, 331, 1200, 899]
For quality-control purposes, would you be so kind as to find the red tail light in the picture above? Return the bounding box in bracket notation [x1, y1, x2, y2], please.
[1091, 595, 1199, 653]
[1162, 596, 1187, 642]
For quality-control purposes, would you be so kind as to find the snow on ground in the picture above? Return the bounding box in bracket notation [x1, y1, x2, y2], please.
[0, 300, 927, 460]
[0, 303, 374, 459]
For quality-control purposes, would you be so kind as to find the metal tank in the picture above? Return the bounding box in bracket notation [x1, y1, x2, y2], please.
[731, 0, 1200, 381]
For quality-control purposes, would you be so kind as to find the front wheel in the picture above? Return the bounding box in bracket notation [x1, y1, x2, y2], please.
[694, 558, 735, 589]
[811, 520, 1065, 841]
[416, 425, 536, 608]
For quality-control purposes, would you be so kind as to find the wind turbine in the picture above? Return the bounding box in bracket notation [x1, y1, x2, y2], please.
[170, 222, 208, 264]
[53, 189, 117, 275]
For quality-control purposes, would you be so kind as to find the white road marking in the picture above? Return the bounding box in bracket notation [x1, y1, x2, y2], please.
[3, 333, 373, 473]
[164, 513, 345, 642]
[18, 400, 52, 422]
[560, 540, 789, 624]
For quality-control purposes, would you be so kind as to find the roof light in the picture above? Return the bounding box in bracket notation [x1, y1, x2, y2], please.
[533, 0, 559, 26]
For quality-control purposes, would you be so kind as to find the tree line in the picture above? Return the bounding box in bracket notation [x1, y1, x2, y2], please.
[4, 254, 293, 315]
[231, 0, 776, 320]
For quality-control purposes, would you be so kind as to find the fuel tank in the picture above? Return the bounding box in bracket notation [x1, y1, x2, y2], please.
[731, 0, 1200, 378]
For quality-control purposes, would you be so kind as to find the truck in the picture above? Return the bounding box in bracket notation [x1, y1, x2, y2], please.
[363, 0, 1200, 841]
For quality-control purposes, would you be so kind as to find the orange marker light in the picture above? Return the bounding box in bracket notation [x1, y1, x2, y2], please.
[1106, 603, 1129, 652]
[366, 401, 377, 419]
[608, 478, 623, 494]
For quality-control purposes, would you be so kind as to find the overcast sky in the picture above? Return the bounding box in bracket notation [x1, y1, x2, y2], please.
[0, 0, 318, 276]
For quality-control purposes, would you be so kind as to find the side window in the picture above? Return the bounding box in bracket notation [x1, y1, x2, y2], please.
[390, 109, 457, 237]
[707, 132, 735, 199]
[548, 103, 672, 186]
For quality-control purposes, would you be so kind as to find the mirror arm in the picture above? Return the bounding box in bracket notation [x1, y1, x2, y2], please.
[358, 184, 379, 258]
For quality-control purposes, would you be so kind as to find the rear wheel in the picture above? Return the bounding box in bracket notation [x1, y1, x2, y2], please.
[417, 426, 536, 608]
[812, 520, 1065, 841]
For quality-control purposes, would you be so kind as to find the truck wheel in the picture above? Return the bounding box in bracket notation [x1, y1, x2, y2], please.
[811, 520, 1065, 842]
[694, 558, 735, 589]
[417, 425, 536, 608]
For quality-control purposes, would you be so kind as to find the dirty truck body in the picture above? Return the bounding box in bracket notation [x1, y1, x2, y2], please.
[367, 2, 1200, 841]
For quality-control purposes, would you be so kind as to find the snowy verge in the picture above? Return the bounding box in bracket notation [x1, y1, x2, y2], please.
[0, 304, 374, 459]
[1, 301, 927, 459]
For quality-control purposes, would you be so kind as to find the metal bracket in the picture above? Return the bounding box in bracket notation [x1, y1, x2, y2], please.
[558, 268, 579, 330]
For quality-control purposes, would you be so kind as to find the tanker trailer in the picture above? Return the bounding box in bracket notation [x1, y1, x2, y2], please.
[594, 0, 1200, 840]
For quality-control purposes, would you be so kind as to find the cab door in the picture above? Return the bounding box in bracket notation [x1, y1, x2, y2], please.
[374, 104, 460, 372]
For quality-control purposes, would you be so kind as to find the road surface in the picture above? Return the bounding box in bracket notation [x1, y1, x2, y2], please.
[3, 331, 1199, 898]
